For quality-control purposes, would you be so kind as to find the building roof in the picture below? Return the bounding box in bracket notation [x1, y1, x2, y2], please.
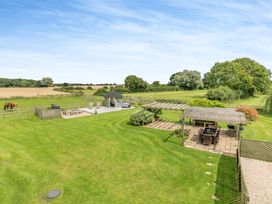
[104, 91, 123, 99]
[142, 102, 189, 110]
[183, 107, 247, 124]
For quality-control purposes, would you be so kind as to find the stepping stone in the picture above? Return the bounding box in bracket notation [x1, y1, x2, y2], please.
[212, 195, 219, 200]
[205, 171, 211, 175]
[47, 189, 61, 199]
[206, 163, 213, 166]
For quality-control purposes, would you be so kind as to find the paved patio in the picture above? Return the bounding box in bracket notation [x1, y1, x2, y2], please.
[145, 121, 237, 155]
[62, 106, 134, 119]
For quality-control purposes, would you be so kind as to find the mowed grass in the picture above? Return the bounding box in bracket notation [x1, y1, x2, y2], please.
[125, 90, 207, 103]
[242, 113, 272, 142]
[0, 107, 238, 203]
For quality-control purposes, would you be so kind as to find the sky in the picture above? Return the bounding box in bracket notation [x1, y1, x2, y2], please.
[0, 0, 272, 84]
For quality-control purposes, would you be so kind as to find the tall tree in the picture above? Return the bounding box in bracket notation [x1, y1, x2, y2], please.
[124, 75, 148, 92]
[41, 77, 54, 87]
[203, 58, 271, 97]
[169, 70, 202, 90]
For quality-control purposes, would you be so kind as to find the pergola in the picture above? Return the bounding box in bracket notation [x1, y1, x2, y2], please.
[104, 91, 123, 107]
[180, 107, 247, 145]
[142, 102, 189, 110]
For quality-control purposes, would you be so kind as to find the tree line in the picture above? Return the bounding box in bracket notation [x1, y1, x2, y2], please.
[124, 57, 271, 99]
[0, 77, 54, 87]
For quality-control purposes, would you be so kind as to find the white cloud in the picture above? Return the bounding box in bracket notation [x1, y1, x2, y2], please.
[0, 0, 271, 83]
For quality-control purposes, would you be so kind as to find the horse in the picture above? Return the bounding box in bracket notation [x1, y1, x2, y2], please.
[3, 102, 17, 111]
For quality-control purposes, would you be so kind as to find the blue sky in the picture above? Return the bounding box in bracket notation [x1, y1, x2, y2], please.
[0, 0, 272, 83]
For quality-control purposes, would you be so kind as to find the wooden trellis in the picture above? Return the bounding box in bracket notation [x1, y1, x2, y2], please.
[142, 102, 189, 110]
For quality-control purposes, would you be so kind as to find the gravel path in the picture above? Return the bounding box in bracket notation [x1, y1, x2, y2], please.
[240, 157, 272, 204]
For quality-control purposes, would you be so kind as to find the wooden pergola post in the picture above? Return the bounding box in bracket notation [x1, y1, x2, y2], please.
[181, 117, 185, 146]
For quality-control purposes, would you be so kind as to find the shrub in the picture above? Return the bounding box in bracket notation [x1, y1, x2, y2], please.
[236, 105, 258, 121]
[130, 110, 154, 126]
[110, 85, 130, 93]
[86, 86, 93, 90]
[190, 99, 227, 108]
[146, 84, 179, 92]
[143, 107, 162, 119]
[94, 88, 109, 96]
[264, 92, 272, 113]
[206, 86, 238, 101]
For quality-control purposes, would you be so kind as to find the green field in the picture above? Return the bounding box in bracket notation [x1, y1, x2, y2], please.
[0, 102, 238, 203]
[125, 90, 207, 103]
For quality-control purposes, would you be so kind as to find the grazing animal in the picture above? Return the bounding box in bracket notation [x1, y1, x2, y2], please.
[3, 102, 17, 111]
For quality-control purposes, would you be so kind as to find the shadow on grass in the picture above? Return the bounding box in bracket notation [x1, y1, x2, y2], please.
[214, 155, 240, 204]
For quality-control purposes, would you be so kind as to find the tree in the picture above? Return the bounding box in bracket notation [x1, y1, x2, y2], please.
[152, 81, 160, 86]
[203, 58, 271, 97]
[41, 77, 54, 87]
[169, 70, 202, 90]
[124, 75, 148, 92]
[206, 86, 238, 101]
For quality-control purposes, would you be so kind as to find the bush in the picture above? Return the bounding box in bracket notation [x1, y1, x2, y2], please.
[190, 99, 227, 108]
[236, 105, 258, 121]
[130, 110, 154, 126]
[206, 86, 238, 101]
[143, 107, 162, 119]
[146, 85, 179, 92]
[86, 86, 93, 90]
[94, 88, 109, 96]
[264, 92, 272, 113]
[110, 85, 130, 93]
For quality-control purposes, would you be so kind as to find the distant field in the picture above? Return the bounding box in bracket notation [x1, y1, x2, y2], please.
[0, 87, 69, 98]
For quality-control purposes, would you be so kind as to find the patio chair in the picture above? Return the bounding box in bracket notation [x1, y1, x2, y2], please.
[203, 135, 212, 146]
[228, 129, 236, 137]
[214, 130, 220, 144]
[198, 128, 204, 143]
[88, 102, 93, 109]
[96, 102, 101, 109]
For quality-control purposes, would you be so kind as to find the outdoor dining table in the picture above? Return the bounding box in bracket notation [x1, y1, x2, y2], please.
[201, 128, 218, 145]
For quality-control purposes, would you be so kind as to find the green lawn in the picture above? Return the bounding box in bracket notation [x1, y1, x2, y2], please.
[0, 98, 238, 203]
[125, 90, 207, 103]
[242, 113, 272, 142]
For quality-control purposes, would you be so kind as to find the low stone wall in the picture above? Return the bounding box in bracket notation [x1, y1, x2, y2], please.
[34, 107, 61, 119]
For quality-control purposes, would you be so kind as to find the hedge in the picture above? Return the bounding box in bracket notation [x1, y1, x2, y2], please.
[130, 110, 154, 126]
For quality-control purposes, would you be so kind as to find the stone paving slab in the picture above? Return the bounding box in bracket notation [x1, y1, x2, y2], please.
[145, 121, 237, 155]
